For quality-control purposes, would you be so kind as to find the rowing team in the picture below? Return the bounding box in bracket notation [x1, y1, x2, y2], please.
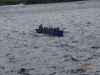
[39, 24, 60, 32]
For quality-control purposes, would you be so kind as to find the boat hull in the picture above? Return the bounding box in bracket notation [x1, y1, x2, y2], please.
[35, 29, 63, 37]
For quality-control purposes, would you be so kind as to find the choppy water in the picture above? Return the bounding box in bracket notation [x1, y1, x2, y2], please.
[0, 0, 100, 75]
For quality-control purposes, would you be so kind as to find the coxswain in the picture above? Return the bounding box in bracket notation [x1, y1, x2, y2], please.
[39, 24, 43, 29]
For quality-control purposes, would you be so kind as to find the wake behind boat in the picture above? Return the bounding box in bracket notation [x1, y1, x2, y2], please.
[35, 24, 64, 37]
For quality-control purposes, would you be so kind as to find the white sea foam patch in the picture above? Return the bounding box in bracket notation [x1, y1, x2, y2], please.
[71, 47, 92, 61]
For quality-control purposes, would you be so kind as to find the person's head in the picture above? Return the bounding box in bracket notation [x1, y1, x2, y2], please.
[57, 27, 59, 30]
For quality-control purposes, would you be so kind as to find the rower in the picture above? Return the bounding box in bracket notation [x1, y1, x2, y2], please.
[57, 27, 60, 30]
